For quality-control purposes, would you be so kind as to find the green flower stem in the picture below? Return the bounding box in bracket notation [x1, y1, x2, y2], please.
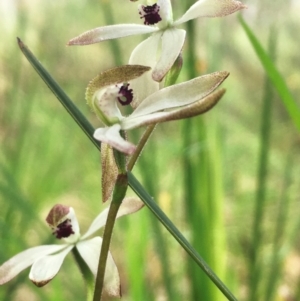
[127, 124, 156, 171]
[72, 248, 94, 301]
[93, 173, 128, 301]
[127, 56, 182, 171]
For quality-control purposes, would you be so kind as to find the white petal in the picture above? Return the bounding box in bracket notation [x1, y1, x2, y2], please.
[63, 207, 81, 244]
[81, 197, 144, 240]
[129, 33, 161, 108]
[152, 28, 186, 82]
[123, 111, 173, 130]
[29, 245, 73, 287]
[157, 0, 173, 28]
[174, 0, 246, 26]
[0, 244, 68, 285]
[130, 71, 229, 118]
[121, 88, 226, 130]
[80, 208, 109, 240]
[93, 124, 136, 155]
[76, 237, 121, 297]
[123, 111, 173, 129]
[117, 197, 144, 219]
[68, 24, 157, 45]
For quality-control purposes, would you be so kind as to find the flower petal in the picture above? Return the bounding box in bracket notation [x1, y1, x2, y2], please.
[121, 89, 226, 129]
[129, 71, 229, 119]
[93, 124, 136, 155]
[116, 197, 144, 219]
[157, 0, 173, 28]
[76, 237, 121, 297]
[0, 244, 68, 285]
[63, 207, 81, 244]
[174, 0, 246, 26]
[68, 24, 157, 45]
[29, 245, 73, 287]
[152, 28, 186, 82]
[129, 33, 161, 108]
[81, 197, 144, 240]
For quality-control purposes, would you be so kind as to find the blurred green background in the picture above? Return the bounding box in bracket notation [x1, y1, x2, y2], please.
[0, 0, 299, 300]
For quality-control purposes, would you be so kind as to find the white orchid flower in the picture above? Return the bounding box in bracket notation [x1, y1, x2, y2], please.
[68, 0, 246, 82]
[86, 65, 229, 155]
[0, 198, 143, 297]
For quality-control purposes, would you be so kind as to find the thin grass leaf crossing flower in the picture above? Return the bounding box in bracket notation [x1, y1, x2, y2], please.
[0, 198, 143, 297]
[68, 0, 246, 81]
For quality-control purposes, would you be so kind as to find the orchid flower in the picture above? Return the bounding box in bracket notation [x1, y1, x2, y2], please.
[0, 198, 143, 297]
[86, 65, 229, 155]
[68, 0, 246, 82]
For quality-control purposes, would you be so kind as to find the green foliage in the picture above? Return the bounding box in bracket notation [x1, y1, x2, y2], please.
[239, 16, 300, 132]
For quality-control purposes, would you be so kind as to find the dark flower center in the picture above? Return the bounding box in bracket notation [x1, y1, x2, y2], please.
[139, 4, 162, 25]
[117, 83, 133, 106]
[53, 219, 74, 239]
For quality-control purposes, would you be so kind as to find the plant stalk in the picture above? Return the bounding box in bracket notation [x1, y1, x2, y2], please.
[93, 173, 128, 301]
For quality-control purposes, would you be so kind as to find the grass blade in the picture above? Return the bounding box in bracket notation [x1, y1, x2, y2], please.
[264, 152, 293, 301]
[238, 16, 300, 131]
[17, 38, 97, 149]
[248, 27, 276, 301]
